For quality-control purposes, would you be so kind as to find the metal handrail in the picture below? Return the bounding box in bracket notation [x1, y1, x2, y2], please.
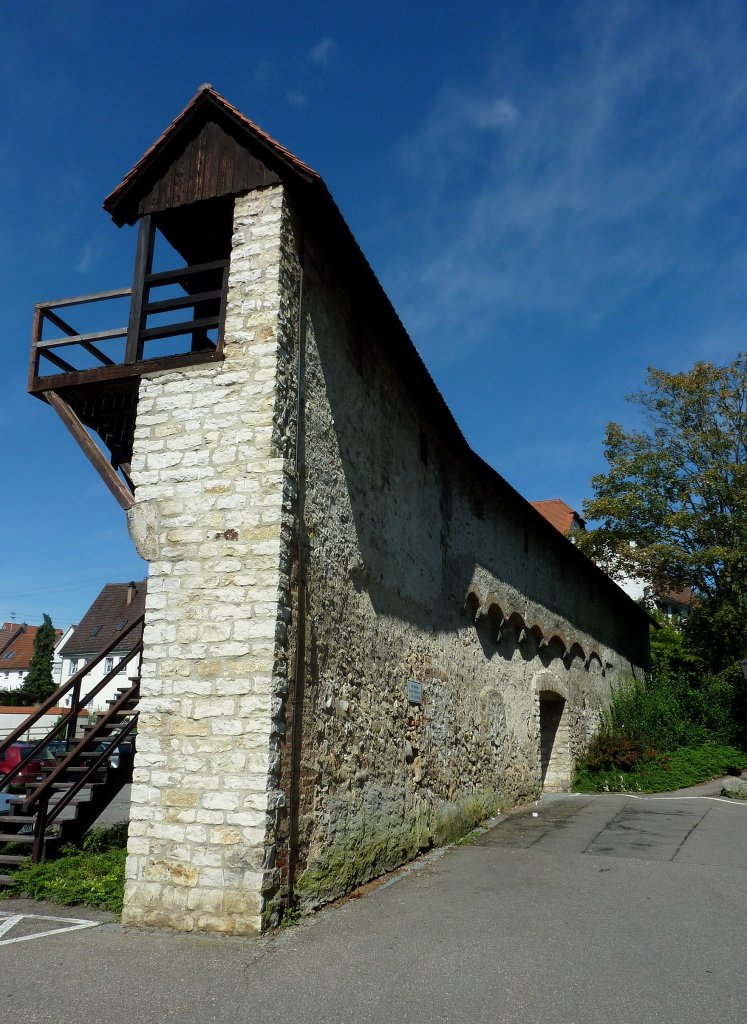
[0, 616, 144, 787]
[24, 680, 140, 809]
[44, 714, 138, 827]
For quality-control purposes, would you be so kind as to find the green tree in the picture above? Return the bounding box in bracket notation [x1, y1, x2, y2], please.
[22, 613, 57, 704]
[579, 353, 747, 613]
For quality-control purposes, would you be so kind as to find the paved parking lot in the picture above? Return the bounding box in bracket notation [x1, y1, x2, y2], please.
[1, 780, 745, 1024]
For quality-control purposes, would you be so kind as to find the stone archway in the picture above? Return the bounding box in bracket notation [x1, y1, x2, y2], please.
[537, 688, 571, 792]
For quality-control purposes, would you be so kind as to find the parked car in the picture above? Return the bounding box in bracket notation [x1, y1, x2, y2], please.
[0, 742, 57, 791]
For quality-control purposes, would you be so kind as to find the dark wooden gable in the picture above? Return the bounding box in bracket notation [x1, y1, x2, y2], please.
[133, 118, 281, 221]
[103, 86, 320, 227]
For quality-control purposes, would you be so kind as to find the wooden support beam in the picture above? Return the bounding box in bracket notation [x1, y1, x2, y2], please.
[125, 215, 155, 364]
[28, 347, 223, 395]
[45, 390, 135, 511]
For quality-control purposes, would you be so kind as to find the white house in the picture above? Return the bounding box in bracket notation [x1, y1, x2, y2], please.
[0, 621, 64, 694]
[58, 581, 146, 711]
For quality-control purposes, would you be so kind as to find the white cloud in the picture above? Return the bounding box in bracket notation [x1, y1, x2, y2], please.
[386, 3, 747, 355]
[251, 60, 275, 90]
[309, 37, 337, 67]
[287, 89, 308, 108]
[77, 240, 101, 274]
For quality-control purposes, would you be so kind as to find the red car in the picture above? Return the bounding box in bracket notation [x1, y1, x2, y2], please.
[0, 742, 57, 791]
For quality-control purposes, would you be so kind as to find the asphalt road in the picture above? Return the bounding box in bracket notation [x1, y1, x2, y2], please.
[1, 779, 745, 1024]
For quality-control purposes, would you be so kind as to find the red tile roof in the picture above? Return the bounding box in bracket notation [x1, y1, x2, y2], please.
[0, 623, 21, 656]
[0, 624, 63, 673]
[530, 499, 585, 535]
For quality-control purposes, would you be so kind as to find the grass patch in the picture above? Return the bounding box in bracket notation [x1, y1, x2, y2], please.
[453, 829, 481, 846]
[573, 742, 747, 793]
[0, 822, 128, 913]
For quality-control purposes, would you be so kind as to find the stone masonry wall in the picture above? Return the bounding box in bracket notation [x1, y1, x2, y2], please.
[278, 227, 648, 912]
[122, 184, 297, 935]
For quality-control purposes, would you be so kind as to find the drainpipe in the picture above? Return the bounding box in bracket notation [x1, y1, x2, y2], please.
[287, 233, 306, 909]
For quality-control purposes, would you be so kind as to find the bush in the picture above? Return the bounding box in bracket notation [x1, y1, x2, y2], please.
[574, 612, 746, 792]
[582, 733, 654, 772]
[0, 822, 129, 913]
[574, 743, 747, 794]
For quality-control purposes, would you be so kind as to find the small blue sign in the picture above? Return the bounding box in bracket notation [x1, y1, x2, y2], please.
[407, 680, 423, 705]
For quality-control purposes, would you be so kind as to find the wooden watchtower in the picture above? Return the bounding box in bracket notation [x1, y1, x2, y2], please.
[28, 84, 316, 508]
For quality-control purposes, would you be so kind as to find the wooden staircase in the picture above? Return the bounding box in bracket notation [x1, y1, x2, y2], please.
[0, 616, 143, 882]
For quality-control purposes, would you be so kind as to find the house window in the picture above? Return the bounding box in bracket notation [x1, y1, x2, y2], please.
[68, 659, 78, 675]
[105, 657, 114, 674]
[119, 659, 127, 674]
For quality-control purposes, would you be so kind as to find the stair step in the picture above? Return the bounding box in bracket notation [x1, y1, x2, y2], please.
[0, 815, 35, 825]
[0, 874, 13, 885]
[0, 833, 33, 843]
[0, 854, 26, 865]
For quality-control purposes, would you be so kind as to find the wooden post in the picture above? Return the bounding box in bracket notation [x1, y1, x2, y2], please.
[65, 676, 81, 745]
[27, 306, 43, 392]
[125, 215, 155, 364]
[32, 791, 49, 863]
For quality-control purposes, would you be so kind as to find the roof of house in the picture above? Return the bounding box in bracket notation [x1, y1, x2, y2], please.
[658, 586, 696, 608]
[61, 581, 147, 658]
[0, 623, 21, 656]
[0, 623, 63, 674]
[530, 499, 586, 534]
[102, 86, 651, 630]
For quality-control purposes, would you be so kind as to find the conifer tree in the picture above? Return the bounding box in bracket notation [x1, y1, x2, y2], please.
[22, 613, 57, 704]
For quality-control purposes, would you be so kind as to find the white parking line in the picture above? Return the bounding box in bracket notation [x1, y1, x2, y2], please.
[0, 911, 101, 945]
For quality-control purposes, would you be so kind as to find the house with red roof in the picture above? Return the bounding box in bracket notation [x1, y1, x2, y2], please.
[530, 499, 585, 535]
[58, 581, 146, 710]
[0, 622, 63, 693]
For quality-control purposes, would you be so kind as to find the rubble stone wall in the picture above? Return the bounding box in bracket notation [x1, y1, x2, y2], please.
[285, 227, 648, 911]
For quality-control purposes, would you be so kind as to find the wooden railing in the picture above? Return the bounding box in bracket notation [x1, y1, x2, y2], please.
[29, 256, 229, 389]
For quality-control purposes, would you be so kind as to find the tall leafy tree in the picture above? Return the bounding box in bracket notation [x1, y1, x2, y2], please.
[579, 353, 747, 612]
[22, 613, 57, 704]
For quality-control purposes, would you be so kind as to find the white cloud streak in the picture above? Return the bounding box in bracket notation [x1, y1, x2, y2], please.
[387, 2, 747, 354]
[309, 37, 337, 67]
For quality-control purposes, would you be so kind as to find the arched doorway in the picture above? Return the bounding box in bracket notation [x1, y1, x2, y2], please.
[538, 689, 571, 792]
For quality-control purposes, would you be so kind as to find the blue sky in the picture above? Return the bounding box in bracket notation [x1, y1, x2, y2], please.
[2, 0, 746, 629]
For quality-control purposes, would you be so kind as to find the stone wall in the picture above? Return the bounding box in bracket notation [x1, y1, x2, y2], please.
[121, 180, 648, 932]
[274, 222, 648, 913]
[122, 184, 297, 934]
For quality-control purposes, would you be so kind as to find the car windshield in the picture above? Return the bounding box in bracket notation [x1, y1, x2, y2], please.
[19, 744, 55, 760]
